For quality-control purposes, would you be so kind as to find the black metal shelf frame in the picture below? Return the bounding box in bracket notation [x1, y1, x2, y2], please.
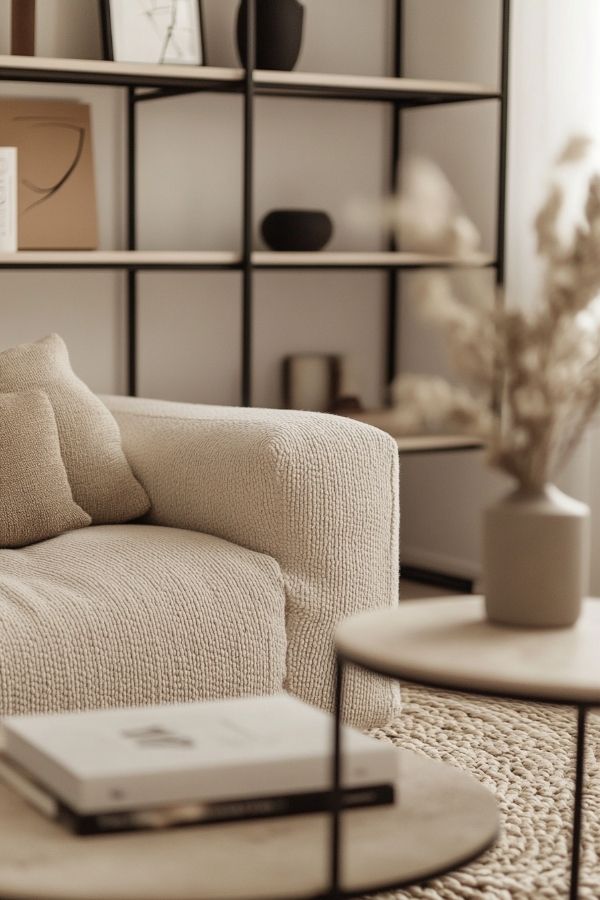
[136, 85, 500, 107]
[0, 0, 510, 405]
[0, 256, 492, 270]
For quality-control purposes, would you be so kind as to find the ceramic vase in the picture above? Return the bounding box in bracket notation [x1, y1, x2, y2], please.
[237, 0, 305, 71]
[483, 484, 589, 627]
[11, 0, 36, 56]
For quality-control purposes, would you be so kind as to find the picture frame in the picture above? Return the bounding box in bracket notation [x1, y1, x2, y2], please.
[0, 99, 98, 250]
[99, 0, 205, 67]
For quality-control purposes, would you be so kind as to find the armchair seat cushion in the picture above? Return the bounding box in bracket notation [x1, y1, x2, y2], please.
[0, 524, 287, 716]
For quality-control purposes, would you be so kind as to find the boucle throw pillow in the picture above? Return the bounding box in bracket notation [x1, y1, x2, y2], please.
[0, 335, 150, 524]
[0, 391, 91, 547]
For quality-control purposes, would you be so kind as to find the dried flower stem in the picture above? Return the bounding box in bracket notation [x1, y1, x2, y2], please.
[389, 139, 600, 490]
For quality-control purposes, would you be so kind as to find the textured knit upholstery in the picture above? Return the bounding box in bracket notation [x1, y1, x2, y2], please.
[0, 335, 149, 524]
[0, 396, 400, 727]
[0, 525, 287, 716]
[105, 396, 401, 728]
[0, 390, 90, 547]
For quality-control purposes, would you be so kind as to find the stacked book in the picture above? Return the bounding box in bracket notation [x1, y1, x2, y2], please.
[0, 693, 398, 835]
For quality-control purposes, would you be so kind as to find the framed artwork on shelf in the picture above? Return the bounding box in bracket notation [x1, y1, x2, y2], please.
[99, 0, 205, 66]
[0, 99, 97, 250]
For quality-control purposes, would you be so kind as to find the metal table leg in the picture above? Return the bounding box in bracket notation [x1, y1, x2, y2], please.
[569, 705, 587, 900]
[330, 657, 345, 900]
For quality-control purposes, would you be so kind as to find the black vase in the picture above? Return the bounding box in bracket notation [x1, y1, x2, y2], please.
[11, 0, 36, 55]
[261, 209, 334, 252]
[237, 0, 305, 71]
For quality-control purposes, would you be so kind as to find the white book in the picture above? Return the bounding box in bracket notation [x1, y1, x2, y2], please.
[1, 694, 398, 814]
[0, 148, 17, 252]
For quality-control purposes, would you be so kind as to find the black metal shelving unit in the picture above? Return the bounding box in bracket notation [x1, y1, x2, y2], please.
[0, 0, 510, 430]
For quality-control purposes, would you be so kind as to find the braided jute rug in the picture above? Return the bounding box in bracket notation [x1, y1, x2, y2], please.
[370, 683, 600, 899]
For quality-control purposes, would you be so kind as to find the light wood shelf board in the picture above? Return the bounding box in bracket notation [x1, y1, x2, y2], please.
[0, 251, 241, 269]
[394, 435, 485, 454]
[0, 57, 499, 104]
[253, 251, 495, 269]
[254, 69, 499, 99]
[0, 55, 243, 88]
[344, 411, 484, 454]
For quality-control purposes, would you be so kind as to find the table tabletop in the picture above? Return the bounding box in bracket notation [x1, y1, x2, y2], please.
[0, 749, 497, 900]
[335, 597, 600, 705]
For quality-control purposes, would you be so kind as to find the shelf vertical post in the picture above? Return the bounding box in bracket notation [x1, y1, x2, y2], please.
[241, 0, 256, 407]
[491, 0, 510, 415]
[126, 86, 138, 397]
[385, 0, 404, 395]
[496, 0, 511, 287]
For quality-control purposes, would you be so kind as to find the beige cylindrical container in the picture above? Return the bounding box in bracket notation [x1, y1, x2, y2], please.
[282, 354, 340, 412]
[483, 484, 589, 628]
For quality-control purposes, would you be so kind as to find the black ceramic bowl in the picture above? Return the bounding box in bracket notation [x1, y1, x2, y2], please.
[261, 209, 333, 252]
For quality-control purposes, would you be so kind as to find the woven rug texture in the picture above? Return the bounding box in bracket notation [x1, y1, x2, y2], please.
[370, 684, 600, 899]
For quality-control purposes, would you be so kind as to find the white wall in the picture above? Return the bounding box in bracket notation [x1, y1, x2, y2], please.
[507, 0, 600, 592]
[398, 0, 600, 586]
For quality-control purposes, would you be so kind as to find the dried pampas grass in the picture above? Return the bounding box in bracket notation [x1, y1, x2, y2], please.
[391, 138, 600, 491]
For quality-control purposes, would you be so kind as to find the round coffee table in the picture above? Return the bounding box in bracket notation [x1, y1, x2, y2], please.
[335, 596, 600, 900]
[0, 747, 497, 899]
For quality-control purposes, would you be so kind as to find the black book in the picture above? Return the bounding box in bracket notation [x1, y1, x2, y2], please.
[0, 754, 394, 836]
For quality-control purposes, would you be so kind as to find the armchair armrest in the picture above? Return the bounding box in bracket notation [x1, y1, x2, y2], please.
[105, 396, 400, 727]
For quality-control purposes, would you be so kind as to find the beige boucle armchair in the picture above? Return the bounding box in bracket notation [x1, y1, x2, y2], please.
[0, 397, 400, 728]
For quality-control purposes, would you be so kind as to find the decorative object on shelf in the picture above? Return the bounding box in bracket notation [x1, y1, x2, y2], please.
[330, 395, 365, 415]
[0, 100, 97, 250]
[387, 157, 481, 255]
[99, 0, 205, 66]
[237, 0, 304, 71]
[261, 209, 333, 251]
[11, 0, 36, 56]
[0, 148, 17, 252]
[328, 356, 365, 414]
[380, 139, 600, 627]
[283, 354, 340, 412]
